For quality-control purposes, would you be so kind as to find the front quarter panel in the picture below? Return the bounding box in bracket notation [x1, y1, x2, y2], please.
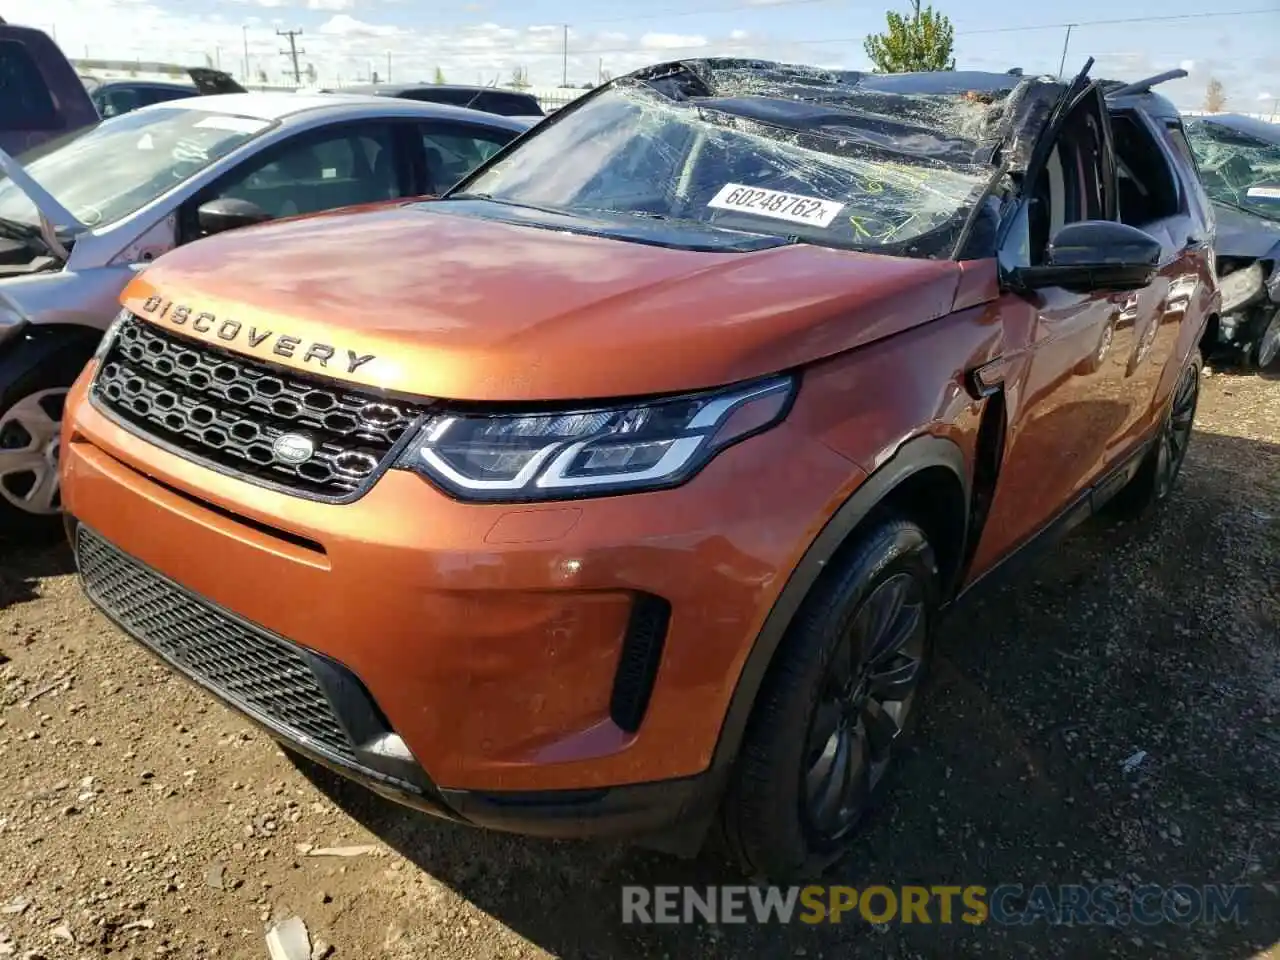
[797, 292, 1003, 476]
[0, 265, 141, 332]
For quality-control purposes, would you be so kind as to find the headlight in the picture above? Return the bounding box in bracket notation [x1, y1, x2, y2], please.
[93, 308, 130, 361]
[1220, 262, 1264, 313]
[397, 375, 796, 502]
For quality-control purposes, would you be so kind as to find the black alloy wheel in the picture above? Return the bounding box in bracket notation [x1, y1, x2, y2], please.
[718, 517, 939, 881]
[1153, 358, 1200, 504]
[801, 571, 927, 845]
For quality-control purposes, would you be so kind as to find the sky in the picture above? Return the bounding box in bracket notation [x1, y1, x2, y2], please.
[10, 0, 1280, 112]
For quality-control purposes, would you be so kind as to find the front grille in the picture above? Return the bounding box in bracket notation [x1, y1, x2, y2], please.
[91, 314, 427, 500]
[76, 525, 356, 763]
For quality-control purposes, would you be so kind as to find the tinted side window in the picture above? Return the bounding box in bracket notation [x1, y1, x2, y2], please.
[420, 125, 514, 192]
[410, 88, 473, 107]
[140, 86, 196, 107]
[213, 125, 401, 219]
[97, 87, 141, 118]
[0, 39, 57, 128]
[477, 92, 538, 116]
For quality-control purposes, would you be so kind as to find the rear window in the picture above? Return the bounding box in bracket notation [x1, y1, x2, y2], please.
[476, 92, 540, 117]
[0, 38, 57, 129]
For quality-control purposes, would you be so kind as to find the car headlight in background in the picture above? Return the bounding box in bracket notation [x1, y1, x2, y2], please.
[397, 375, 796, 501]
[1219, 262, 1264, 313]
[93, 308, 130, 361]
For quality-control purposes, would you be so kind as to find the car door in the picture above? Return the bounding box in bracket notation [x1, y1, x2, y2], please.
[1116, 113, 1212, 441]
[967, 86, 1147, 576]
[415, 121, 517, 195]
[177, 120, 412, 240]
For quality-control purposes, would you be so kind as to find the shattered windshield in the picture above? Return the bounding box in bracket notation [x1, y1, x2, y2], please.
[1184, 118, 1280, 222]
[0, 106, 275, 230]
[451, 72, 998, 257]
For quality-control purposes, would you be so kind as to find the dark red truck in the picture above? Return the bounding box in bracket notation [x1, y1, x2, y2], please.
[0, 18, 98, 156]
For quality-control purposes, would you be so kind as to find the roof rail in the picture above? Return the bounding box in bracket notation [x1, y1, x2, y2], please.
[1104, 68, 1188, 99]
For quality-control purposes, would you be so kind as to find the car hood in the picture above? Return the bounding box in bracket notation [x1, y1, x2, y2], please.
[120, 202, 985, 402]
[1212, 201, 1280, 261]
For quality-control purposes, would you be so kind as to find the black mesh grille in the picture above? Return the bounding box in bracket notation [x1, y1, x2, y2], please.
[76, 526, 356, 762]
[90, 314, 427, 500]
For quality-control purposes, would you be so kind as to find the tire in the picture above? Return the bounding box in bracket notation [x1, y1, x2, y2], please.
[0, 333, 98, 542]
[1106, 348, 1202, 520]
[717, 516, 940, 882]
[1253, 308, 1280, 371]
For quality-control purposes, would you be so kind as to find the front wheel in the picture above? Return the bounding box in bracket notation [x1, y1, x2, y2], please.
[717, 516, 939, 881]
[0, 335, 97, 541]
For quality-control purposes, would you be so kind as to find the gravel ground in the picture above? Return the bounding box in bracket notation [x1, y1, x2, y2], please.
[0, 369, 1277, 960]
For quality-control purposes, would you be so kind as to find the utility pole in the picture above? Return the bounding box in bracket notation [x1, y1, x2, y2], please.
[386, 51, 391, 84]
[562, 24, 568, 88]
[242, 25, 250, 82]
[1057, 24, 1075, 79]
[277, 28, 305, 85]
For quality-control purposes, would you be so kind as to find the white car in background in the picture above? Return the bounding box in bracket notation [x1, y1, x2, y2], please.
[0, 93, 532, 535]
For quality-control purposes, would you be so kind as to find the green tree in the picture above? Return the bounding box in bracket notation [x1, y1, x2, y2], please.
[863, 0, 956, 73]
[433, 66, 446, 84]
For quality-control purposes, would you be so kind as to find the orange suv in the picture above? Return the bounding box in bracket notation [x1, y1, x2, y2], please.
[60, 60, 1216, 880]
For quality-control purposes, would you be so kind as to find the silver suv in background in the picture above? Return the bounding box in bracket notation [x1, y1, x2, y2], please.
[0, 92, 532, 537]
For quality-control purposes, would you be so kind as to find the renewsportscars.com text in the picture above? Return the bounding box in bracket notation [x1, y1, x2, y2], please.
[621, 884, 1249, 927]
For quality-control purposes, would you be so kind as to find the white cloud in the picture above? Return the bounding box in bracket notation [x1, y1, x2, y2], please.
[318, 14, 398, 37]
[17, 0, 1277, 106]
[640, 33, 707, 51]
[1179, 59, 1196, 73]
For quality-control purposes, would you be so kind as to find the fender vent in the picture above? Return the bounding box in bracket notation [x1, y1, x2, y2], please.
[609, 594, 671, 734]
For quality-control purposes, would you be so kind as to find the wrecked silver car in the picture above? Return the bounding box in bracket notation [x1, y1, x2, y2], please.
[0, 93, 531, 536]
[1183, 113, 1280, 370]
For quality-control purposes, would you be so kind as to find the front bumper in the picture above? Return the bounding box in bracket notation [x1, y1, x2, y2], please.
[60, 360, 859, 810]
[69, 516, 703, 841]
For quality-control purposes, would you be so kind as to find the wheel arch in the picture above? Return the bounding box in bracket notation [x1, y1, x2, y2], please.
[0, 322, 103, 419]
[705, 432, 970, 782]
[0, 320, 103, 379]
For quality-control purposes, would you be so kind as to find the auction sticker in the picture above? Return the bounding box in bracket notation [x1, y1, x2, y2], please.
[1246, 185, 1280, 199]
[707, 183, 844, 227]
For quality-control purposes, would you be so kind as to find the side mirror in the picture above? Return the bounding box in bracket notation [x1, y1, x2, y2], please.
[197, 197, 273, 236]
[1011, 220, 1163, 293]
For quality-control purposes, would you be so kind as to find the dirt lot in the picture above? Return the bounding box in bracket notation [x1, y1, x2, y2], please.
[1, 370, 1277, 960]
